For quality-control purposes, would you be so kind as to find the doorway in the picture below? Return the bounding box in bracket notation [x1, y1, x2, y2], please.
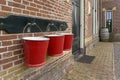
[72, 0, 80, 55]
[105, 10, 112, 33]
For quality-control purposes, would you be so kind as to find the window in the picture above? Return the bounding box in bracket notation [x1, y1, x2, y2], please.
[93, 0, 98, 35]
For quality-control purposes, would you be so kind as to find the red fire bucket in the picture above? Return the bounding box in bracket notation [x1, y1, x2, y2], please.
[22, 37, 49, 67]
[45, 34, 64, 56]
[62, 33, 73, 50]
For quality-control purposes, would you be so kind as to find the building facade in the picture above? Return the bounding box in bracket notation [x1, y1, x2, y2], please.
[102, 0, 120, 41]
[0, 0, 100, 80]
[85, 0, 100, 53]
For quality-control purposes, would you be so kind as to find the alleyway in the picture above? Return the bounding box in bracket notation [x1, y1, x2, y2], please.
[62, 42, 115, 80]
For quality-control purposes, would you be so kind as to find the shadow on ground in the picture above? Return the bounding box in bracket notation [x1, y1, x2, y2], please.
[76, 55, 95, 64]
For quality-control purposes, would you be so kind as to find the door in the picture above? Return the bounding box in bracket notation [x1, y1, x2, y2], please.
[72, 0, 80, 55]
[106, 10, 112, 33]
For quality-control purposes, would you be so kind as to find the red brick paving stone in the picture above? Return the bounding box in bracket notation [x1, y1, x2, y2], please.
[0, 35, 17, 40]
[14, 59, 23, 65]
[0, 11, 8, 17]
[0, 47, 7, 53]
[3, 63, 13, 70]
[2, 52, 12, 58]
[0, 54, 1, 59]
[7, 45, 22, 51]
[13, 49, 22, 55]
[0, 56, 18, 65]
[0, 0, 6, 5]
[8, 1, 25, 9]
[1, 5, 12, 11]
[13, 0, 21, 3]
[13, 40, 21, 44]
[2, 41, 12, 46]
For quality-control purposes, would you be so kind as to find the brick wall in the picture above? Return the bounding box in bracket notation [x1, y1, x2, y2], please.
[84, 0, 92, 47]
[85, 0, 100, 50]
[102, 0, 120, 41]
[85, 0, 93, 38]
[0, 0, 72, 80]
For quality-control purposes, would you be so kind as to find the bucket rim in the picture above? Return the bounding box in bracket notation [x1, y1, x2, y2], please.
[22, 37, 50, 41]
[45, 34, 64, 37]
[57, 33, 74, 35]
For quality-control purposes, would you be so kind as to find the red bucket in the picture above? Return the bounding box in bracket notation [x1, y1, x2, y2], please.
[62, 33, 73, 50]
[22, 37, 49, 67]
[45, 34, 64, 56]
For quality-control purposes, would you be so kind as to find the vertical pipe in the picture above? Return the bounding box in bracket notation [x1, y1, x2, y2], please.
[105, 11, 106, 27]
[80, 0, 84, 49]
[100, 0, 102, 27]
[93, 0, 96, 35]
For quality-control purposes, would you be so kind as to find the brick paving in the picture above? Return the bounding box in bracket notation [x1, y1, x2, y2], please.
[62, 42, 114, 80]
[114, 43, 120, 80]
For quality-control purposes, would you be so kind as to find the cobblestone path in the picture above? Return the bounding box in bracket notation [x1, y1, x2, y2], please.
[114, 43, 120, 80]
[62, 42, 114, 80]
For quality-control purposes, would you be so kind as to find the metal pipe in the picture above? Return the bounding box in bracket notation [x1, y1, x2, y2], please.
[80, 0, 84, 49]
[46, 23, 58, 32]
[100, 0, 102, 27]
[32, 22, 43, 32]
[23, 23, 31, 33]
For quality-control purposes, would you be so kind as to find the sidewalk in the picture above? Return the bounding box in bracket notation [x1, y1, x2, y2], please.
[62, 42, 114, 80]
[114, 42, 120, 80]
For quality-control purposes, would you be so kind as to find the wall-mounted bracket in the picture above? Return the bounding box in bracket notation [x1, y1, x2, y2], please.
[0, 14, 68, 34]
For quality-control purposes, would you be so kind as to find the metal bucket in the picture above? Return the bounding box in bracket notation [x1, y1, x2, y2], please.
[23, 37, 49, 67]
[45, 34, 64, 56]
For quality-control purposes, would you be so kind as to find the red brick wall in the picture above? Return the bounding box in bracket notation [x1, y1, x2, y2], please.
[85, 0, 100, 36]
[85, 0, 93, 38]
[0, 0, 72, 79]
[85, 0, 100, 46]
[102, 0, 120, 41]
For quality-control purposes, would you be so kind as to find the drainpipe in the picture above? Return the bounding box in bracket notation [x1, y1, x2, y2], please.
[80, 0, 84, 54]
[100, 0, 102, 28]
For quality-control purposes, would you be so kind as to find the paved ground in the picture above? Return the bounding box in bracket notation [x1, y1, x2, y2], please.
[114, 43, 120, 80]
[62, 42, 114, 80]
